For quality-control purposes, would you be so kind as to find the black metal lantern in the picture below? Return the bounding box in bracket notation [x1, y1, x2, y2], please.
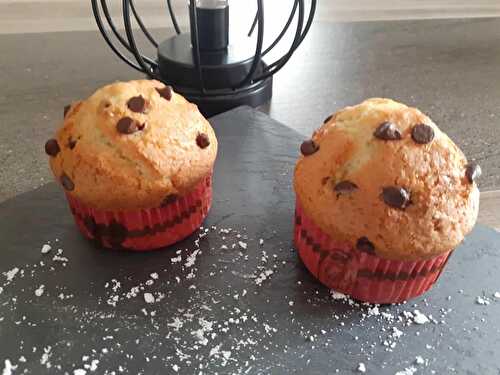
[92, 0, 317, 116]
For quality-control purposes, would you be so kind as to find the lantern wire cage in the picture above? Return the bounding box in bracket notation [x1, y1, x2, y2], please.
[91, 0, 317, 116]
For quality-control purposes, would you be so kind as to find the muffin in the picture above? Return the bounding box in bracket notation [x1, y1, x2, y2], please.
[45, 80, 217, 251]
[294, 98, 480, 303]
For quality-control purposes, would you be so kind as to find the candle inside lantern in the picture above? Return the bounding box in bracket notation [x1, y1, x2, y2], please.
[191, 0, 229, 51]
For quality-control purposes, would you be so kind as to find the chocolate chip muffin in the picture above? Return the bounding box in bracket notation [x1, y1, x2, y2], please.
[45, 80, 217, 251]
[294, 98, 480, 303]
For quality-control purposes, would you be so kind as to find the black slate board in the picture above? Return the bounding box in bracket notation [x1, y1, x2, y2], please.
[0, 107, 499, 375]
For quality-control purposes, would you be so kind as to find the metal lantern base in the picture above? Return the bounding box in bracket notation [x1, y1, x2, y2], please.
[170, 79, 273, 118]
[92, 0, 317, 118]
[156, 33, 272, 117]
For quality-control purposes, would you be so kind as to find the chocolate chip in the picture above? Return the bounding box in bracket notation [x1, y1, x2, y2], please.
[373, 121, 402, 141]
[381, 186, 411, 209]
[356, 237, 375, 254]
[67, 137, 77, 150]
[321, 177, 330, 186]
[45, 139, 60, 156]
[64, 105, 71, 118]
[300, 140, 319, 156]
[196, 133, 210, 149]
[334, 180, 358, 194]
[324, 115, 333, 124]
[127, 95, 146, 113]
[161, 194, 178, 207]
[117, 117, 142, 134]
[60, 173, 74, 191]
[411, 124, 435, 144]
[156, 86, 172, 101]
[465, 163, 482, 183]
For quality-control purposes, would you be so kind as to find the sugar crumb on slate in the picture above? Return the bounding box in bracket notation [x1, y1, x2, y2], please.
[330, 291, 348, 300]
[52, 253, 69, 263]
[185, 249, 200, 268]
[357, 362, 366, 372]
[395, 366, 417, 375]
[40, 346, 52, 369]
[143, 293, 155, 304]
[34, 285, 45, 297]
[0, 224, 493, 374]
[2, 360, 17, 375]
[87, 359, 99, 371]
[171, 255, 182, 263]
[41, 244, 52, 254]
[412, 310, 429, 325]
[476, 296, 490, 305]
[415, 356, 425, 365]
[4, 267, 20, 282]
[367, 306, 380, 316]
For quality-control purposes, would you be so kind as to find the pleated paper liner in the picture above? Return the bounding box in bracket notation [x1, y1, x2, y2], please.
[66, 174, 212, 251]
[294, 200, 452, 304]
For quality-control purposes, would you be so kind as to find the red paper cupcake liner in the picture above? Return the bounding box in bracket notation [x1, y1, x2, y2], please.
[66, 174, 212, 251]
[294, 200, 452, 304]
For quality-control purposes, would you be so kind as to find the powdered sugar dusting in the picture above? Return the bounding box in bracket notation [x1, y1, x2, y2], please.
[395, 366, 417, 375]
[331, 291, 347, 300]
[41, 244, 52, 254]
[413, 310, 429, 325]
[476, 296, 490, 305]
[0, 226, 497, 374]
[34, 285, 45, 297]
[143, 293, 155, 304]
[357, 362, 366, 372]
[4, 268, 19, 282]
[2, 360, 16, 375]
[415, 356, 425, 365]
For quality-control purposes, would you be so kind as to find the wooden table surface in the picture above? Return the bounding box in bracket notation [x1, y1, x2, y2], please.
[0, 18, 499, 231]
